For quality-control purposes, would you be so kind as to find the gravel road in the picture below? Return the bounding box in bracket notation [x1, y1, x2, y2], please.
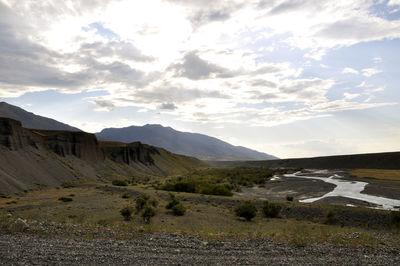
[1, 233, 399, 265]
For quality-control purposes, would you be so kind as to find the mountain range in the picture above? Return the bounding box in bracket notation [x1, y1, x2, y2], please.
[96, 124, 278, 161]
[0, 102, 277, 161]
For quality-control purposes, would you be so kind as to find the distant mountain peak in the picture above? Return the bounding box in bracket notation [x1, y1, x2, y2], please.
[97, 124, 278, 161]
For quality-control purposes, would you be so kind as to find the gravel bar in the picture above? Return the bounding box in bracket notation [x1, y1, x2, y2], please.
[1, 233, 399, 265]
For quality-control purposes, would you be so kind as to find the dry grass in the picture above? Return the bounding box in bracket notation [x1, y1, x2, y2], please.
[1, 184, 399, 248]
[350, 169, 400, 181]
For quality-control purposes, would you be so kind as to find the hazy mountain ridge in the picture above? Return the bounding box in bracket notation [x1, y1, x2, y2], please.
[96, 124, 278, 161]
[0, 102, 80, 131]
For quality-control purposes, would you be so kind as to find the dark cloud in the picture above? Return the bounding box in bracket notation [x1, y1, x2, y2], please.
[164, 0, 244, 28]
[268, 0, 319, 15]
[93, 99, 115, 111]
[159, 103, 178, 110]
[80, 41, 154, 62]
[170, 51, 234, 80]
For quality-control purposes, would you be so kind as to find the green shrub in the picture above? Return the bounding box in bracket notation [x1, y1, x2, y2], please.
[0, 212, 13, 232]
[234, 201, 257, 221]
[112, 180, 127, 186]
[172, 203, 186, 216]
[286, 195, 294, 201]
[262, 201, 281, 218]
[58, 197, 73, 202]
[166, 194, 181, 209]
[324, 210, 338, 225]
[135, 194, 150, 213]
[142, 205, 156, 223]
[120, 206, 134, 221]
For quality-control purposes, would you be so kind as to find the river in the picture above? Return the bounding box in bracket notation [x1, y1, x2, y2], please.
[284, 171, 400, 211]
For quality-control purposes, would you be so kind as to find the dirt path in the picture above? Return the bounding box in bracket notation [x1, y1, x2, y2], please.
[1, 233, 399, 265]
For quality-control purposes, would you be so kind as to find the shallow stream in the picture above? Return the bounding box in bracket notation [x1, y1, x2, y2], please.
[285, 171, 400, 211]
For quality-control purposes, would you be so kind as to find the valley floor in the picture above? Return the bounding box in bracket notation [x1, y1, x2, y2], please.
[1, 232, 399, 265]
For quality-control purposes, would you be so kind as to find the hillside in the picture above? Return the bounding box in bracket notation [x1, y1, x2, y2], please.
[209, 151, 400, 170]
[0, 102, 80, 131]
[0, 117, 205, 193]
[96, 124, 277, 161]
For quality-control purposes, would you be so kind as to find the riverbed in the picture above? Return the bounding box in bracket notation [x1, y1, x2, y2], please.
[285, 171, 400, 211]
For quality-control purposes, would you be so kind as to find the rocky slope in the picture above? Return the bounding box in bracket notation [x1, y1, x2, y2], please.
[96, 124, 277, 161]
[0, 117, 205, 193]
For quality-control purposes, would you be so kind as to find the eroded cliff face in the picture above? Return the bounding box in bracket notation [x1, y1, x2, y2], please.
[101, 142, 160, 165]
[30, 130, 104, 162]
[0, 118, 35, 150]
[0, 117, 206, 193]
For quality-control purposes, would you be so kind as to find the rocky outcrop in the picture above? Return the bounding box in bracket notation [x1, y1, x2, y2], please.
[0, 117, 206, 193]
[30, 130, 104, 162]
[101, 142, 160, 165]
[0, 117, 35, 150]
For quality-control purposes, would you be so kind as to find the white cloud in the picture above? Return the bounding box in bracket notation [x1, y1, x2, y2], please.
[0, 0, 397, 130]
[362, 68, 383, 77]
[373, 57, 383, 64]
[344, 93, 360, 100]
[342, 67, 359, 75]
[388, 0, 400, 6]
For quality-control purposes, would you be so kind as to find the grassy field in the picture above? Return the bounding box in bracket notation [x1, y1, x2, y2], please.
[350, 169, 400, 182]
[1, 179, 399, 248]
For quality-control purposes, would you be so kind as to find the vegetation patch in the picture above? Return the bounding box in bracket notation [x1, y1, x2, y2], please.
[234, 201, 257, 221]
[160, 167, 289, 196]
[262, 201, 282, 218]
[112, 180, 128, 186]
[58, 197, 73, 202]
[120, 206, 134, 221]
[166, 194, 186, 216]
[324, 210, 339, 225]
[349, 169, 400, 181]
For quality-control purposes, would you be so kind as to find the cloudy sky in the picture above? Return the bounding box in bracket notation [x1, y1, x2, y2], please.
[1, 0, 400, 158]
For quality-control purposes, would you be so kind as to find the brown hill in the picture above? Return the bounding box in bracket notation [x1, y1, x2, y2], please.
[0, 117, 206, 193]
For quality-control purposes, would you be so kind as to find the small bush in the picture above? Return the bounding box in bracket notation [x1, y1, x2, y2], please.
[390, 211, 400, 229]
[112, 180, 127, 186]
[234, 201, 257, 221]
[120, 206, 134, 221]
[58, 197, 73, 202]
[172, 203, 186, 216]
[142, 205, 156, 223]
[122, 193, 130, 199]
[286, 195, 294, 201]
[135, 194, 150, 213]
[262, 201, 281, 218]
[149, 199, 158, 207]
[324, 210, 339, 225]
[166, 194, 181, 209]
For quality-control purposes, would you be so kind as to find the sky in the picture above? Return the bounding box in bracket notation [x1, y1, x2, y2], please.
[0, 0, 400, 159]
